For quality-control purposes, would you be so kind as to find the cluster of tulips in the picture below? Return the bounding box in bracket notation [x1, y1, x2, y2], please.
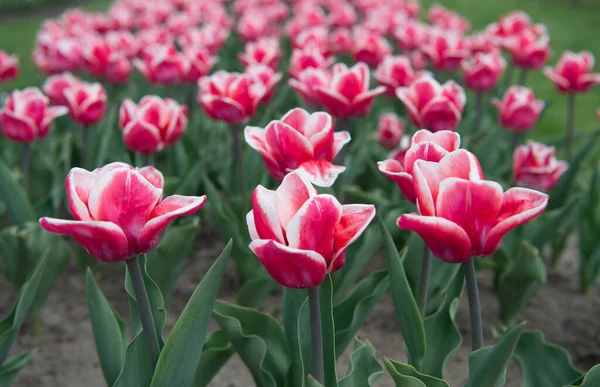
[0, 0, 600, 386]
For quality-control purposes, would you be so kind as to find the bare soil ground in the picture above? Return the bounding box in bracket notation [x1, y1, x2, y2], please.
[4, 234, 600, 387]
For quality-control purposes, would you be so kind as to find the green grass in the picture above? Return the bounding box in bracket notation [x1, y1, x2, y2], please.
[0, 0, 598, 144]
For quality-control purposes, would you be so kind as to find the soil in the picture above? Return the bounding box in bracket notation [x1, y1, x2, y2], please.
[4, 234, 600, 387]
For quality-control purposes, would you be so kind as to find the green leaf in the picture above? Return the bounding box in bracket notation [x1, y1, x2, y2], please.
[378, 215, 426, 366]
[338, 338, 384, 387]
[282, 288, 308, 387]
[333, 270, 389, 357]
[0, 350, 36, 387]
[319, 275, 338, 387]
[173, 160, 204, 196]
[191, 330, 234, 387]
[146, 219, 200, 304]
[85, 269, 127, 386]
[236, 275, 276, 308]
[213, 301, 291, 387]
[565, 364, 600, 386]
[0, 252, 48, 365]
[531, 196, 581, 249]
[307, 375, 325, 387]
[513, 330, 581, 387]
[496, 242, 546, 325]
[421, 269, 463, 378]
[0, 159, 36, 227]
[112, 333, 153, 387]
[466, 322, 526, 387]
[151, 240, 231, 387]
[384, 357, 450, 387]
[125, 256, 166, 345]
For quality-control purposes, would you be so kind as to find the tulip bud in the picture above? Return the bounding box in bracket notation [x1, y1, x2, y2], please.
[64, 81, 107, 125]
[0, 51, 19, 83]
[513, 141, 568, 192]
[492, 86, 544, 132]
[544, 51, 600, 94]
[377, 113, 404, 149]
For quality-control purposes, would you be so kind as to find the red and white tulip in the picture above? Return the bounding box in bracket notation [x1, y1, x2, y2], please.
[64, 81, 107, 125]
[513, 141, 568, 192]
[492, 86, 544, 132]
[544, 51, 600, 94]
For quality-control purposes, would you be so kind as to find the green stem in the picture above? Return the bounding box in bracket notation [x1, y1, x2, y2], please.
[473, 92, 484, 146]
[230, 124, 247, 208]
[308, 286, 324, 383]
[416, 245, 431, 317]
[503, 60, 514, 90]
[566, 93, 576, 161]
[139, 152, 155, 167]
[464, 259, 483, 351]
[82, 124, 89, 169]
[512, 131, 524, 152]
[126, 256, 161, 371]
[518, 69, 528, 86]
[22, 143, 30, 196]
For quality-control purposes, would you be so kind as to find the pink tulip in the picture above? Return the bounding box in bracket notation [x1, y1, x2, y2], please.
[422, 29, 470, 71]
[328, 3, 357, 28]
[394, 20, 429, 52]
[237, 12, 271, 42]
[198, 71, 266, 124]
[239, 37, 281, 71]
[351, 27, 392, 68]
[329, 27, 353, 55]
[377, 113, 404, 149]
[492, 86, 544, 132]
[462, 51, 506, 93]
[182, 47, 217, 83]
[64, 81, 107, 125]
[487, 11, 546, 42]
[378, 129, 461, 203]
[374, 55, 426, 97]
[177, 25, 229, 55]
[40, 163, 206, 263]
[293, 26, 330, 55]
[428, 4, 470, 33]
[245, 64, 282, 104]
[289, 68, 330, 108]
[247, 171, 376, 288]
[514, 141, 568, 192]
[1, 88, 67, 143]
[397, 74, 466, 132]
[134, 44, 188, 85]
[43, 72, 81, 106]
[544, 51, 600, 94]
[245, 108, 350, 187]
[398, 151, 548, 263]
[289, 46, 333, 79]
[119, 96, 188, 154]
[315, 62, 385, 119]
[467, 32, 501, 55]
[0, 51, 19, 83]
[105, 57, 132, 84]
[504, 30, 550, 70]
[81, 38, 112, 77]
[105, 31, 139, 59]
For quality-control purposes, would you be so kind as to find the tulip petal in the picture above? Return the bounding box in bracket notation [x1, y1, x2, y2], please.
[138, 195, 207, 252]
[315, 87, 351, 119]
[123, 121, 162, 153]
[377, 159, 416, 203]
[351, 86, 386, 117]
[137, 166, 164, 189]
[66, 168, 96, 221]
[199, 96, 247, 124]
[296, 159, 346, 187]
[397, 214, 472, 264]
[246, 210, 259, 240]
[39, 217, 129, 263]
[275, 172, 317, 229]
[0, 111, 36, 142]
[249, 239, 327, 288]
[420, 97, 462, 132]
[332, 131, 351, 159]
[483, 188, 548, 256]
[280, 108, 310, 135]
[264, 121, 314, 165]
[411, 129, 461, 151]
[543, 68, 570, 91]
[332, 204, 376, 267]
[252, 186, 285, 243]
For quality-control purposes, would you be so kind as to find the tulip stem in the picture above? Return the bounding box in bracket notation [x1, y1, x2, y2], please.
[417, 245, 431, 317]
[473, 92, 483, 145]
[140, 152, 154, 166]
[464, 259, 484, 351]
[230, 125, 247, 207]
[512, 131, 524, 151]
[82, 124, 90, 169]
[21, 143, 30, 196]
[126, 255, 161, 371]
[566, 93, 576, 161]
[308, 286, 324, 384]
[503, 60, 514, 91]
[518, 69, 528, 86]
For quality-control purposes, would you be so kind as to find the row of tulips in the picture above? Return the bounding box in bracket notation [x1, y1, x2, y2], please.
[0, 0, 599, 386]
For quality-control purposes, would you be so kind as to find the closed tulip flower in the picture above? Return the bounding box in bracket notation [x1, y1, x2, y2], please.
[315, 62, 385, 119]
[378, 129, 461, 203]
[119, 96, 188, 154]
[351, 27, 392, 68]
[43, 72, 81, 106]
[397, 74, 466, 132]
[374, 55, 426, 97]
[40, 163, 206, 262]
[377, 113, 403, 149]
[0, 51, 19, 83]
[288, 46, 333, 79]
[245, 64, 282, 103]
[182, 47, 217, 83]
[514, 141, 568, 192]
[504, 30, 550, 70]
[398, 150, 548, 263]
[544, 51, 600, 93]
[428, 4, 470, 33]
[422, 30, 470, 71]
[394, 20, 429, 52]
[1, 88, 67, 143]
[462, 52, 506, 93]
[247, 171, 376, 288]
[198, 71, 266, 124]
[64, 81, 107, 125]
[493, 86, 544, 132]
[134, 44, 188, 85]
[289, 68, 329, 108]
[329, 27, 353, 55]
[238, 37, 281, 71]
[81, 38, 112, 77]
[105, 56, 132, 84]
[245, 108, 350, 187]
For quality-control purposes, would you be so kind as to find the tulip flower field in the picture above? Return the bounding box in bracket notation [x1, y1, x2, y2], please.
[1, 0, 600, 386]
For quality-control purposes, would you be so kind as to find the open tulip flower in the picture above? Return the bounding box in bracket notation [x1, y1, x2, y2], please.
[64, 81, 107, 125]
[239, 37, 282, 71]
[245, 108, 350, 187]
[374, 55, 426, 97]
[493, 86, 544, 132]
[0, 87, 68, 143]
[198, 71, 266, 124]
[398, 150, 548, 263]
[40, 162, 206, 263]
[397, 74, 466, 132]
[544, 51, 600, 93]
[289, 67, 329, 108]
[377, 113, 403, 149]
[514, 141, 568, 192]
[315, 62, 385, 119]
[247, 171, 375, 288]
[378, 129, 461, 203]
[462, 51, 506, 93]
[119, 96, 188, 154]
[0, 50, 19, 83]
[42, 72, 81, 106]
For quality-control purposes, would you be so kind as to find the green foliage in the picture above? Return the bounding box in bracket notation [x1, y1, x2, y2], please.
[0, 160, 35, 228]
[320, 276, 338, 387]
[282, 288, 308, 387]
[384, 357, 450, 387]
[338, 338, 384, 387]
[191, 331, 234, 387]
